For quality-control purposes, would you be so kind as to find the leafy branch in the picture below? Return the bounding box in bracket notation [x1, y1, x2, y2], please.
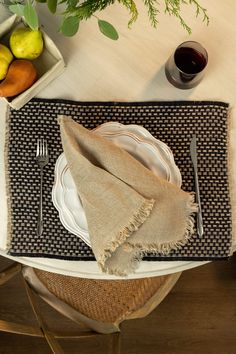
[143, 0, 160, 28]
[164, 0, 209, 34]
[118, 0, 138, 28]
[8, 0, 209, 40]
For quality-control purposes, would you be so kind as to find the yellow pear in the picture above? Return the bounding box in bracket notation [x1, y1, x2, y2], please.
[0, 44, 13, 80]
[0, 58, 10, 80]
[10, 27, 44, 60]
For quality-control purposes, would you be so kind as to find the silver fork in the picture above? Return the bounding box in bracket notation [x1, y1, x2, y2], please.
[36, 139, 49, 236]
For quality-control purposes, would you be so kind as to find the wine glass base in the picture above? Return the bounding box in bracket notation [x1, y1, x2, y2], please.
[165, 66, 202, 90]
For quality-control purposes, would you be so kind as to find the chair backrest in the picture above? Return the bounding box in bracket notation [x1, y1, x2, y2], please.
[23, 267, 181, 334]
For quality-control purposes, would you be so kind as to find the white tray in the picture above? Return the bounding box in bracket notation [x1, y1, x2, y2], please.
[0, 15, 65, 109]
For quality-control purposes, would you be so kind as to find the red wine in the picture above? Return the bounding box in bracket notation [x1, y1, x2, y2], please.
[174, 47, 207, 74]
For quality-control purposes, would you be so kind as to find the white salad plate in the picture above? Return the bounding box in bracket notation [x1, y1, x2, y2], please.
[52, 123, 182, 247]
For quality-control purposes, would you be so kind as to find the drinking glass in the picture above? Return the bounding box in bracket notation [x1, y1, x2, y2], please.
[165, 41, 208, 89]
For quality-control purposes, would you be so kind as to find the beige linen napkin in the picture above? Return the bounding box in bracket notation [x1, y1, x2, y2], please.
[59, 116, 197, 276]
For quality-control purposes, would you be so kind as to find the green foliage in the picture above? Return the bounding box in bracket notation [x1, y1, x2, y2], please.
[163, 0, 209, 34]
[9, 1, 39, 30]
[142, 0, 159, 27]
[23, 3, 39, 30]
[8, 0, 209, 39]
[98, 20, 119, 40]
[118, 0, 138, 27]
[60, 15, 80, 36]
[9, 3, 24, 17]
[47, 0, 57, 13]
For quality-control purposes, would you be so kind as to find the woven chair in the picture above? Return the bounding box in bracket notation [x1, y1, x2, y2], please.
[0, 262, 181, 354]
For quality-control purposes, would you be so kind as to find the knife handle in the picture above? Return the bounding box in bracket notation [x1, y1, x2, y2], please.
[197, 207, 204, 238]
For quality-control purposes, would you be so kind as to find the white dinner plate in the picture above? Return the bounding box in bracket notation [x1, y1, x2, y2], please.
[94, 122, 182, 186]
[52, 123, 182, 246]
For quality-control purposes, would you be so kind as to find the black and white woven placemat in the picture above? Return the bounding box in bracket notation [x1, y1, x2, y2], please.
[5, 98, 232, 261]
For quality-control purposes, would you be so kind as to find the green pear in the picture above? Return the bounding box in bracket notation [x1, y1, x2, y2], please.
[0, 44, 13, 80]
[10, 27, 44, 60]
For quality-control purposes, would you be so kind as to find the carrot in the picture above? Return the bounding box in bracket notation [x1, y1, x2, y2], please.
[0, 59, 37, 97]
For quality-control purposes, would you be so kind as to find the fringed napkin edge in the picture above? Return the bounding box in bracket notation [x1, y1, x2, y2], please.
[99, 193, 198, 276]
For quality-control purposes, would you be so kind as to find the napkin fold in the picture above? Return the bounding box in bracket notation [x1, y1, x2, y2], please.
[59, 116, 197, 276]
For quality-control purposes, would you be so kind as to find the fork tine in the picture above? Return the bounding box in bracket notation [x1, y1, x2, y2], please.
[42, 139, 45, 156]
[36, 139, 48, 158]
[40, 139, 43, 156]
[44, 140, 48, 157]
[36, 139, 40, 156]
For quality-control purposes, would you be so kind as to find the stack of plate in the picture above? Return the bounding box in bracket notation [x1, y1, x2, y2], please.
[52, 122, 182, 247]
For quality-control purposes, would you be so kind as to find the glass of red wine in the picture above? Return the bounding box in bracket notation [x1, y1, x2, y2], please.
[165, 41, 208, 89]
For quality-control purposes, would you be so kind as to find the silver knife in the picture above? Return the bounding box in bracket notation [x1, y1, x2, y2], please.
[190, 135, 204, 238]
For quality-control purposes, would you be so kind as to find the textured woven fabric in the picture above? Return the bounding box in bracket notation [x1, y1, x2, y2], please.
[5, 99, 232, 260]
[59, 117, 197, 275]
[34, 268, 171, 323]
